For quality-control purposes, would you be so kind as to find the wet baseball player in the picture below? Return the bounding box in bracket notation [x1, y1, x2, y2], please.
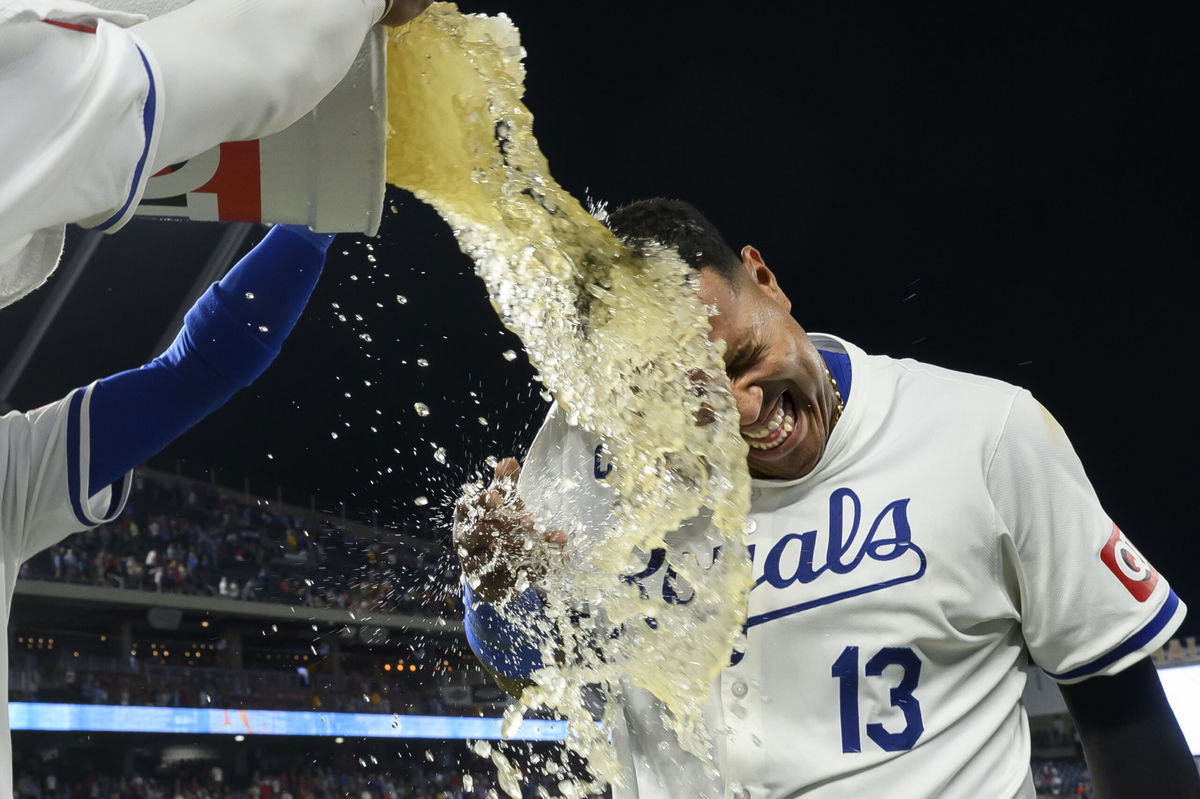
[454, 199, 1199, 798]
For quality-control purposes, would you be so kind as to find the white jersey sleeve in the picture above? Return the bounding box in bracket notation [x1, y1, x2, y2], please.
[0, 2, 162, 306]
[1, 382, 132, 566]
[0, 0, 383, 309]
[989, 389, 1184, 684]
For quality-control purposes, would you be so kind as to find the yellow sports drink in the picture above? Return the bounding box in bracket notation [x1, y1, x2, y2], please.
[386, 5, 753, 796]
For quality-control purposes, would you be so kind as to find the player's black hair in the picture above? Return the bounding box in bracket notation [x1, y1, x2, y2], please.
[605, 198, 743, 283]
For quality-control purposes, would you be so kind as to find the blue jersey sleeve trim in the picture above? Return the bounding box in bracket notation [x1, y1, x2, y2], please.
[1043, 589, 1181, 681]
[93, 44, 158, 232]
[66, 388, 87, 527]
[463, 582, 547, 681]
[67, 385, 133, 527]
[105, 472, 128, 518]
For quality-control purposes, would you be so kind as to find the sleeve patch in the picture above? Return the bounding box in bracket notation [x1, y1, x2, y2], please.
[1100, 524, 1159, 602]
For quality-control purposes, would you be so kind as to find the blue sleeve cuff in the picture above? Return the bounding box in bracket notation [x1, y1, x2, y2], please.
[1043, 590, 1183, 682]
[91, 45, 158, 233]
[463, 582, 548, 681]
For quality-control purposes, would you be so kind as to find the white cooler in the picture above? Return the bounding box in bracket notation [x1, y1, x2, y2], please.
[100, 0, 388, 235]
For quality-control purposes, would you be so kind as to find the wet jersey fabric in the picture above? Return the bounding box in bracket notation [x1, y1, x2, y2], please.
[492, 333, 1183, 799]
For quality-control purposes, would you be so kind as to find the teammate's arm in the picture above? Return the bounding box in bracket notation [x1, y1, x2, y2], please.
[0, 0, 430, 255]
[988, 390, 1195, 795]
[17, 224, 332, 559]
[133, 0, 429, 172]
[1059, 656, 1200, 798]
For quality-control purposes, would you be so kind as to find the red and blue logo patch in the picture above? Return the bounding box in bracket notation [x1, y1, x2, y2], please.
[1100, 524, 1159, 602]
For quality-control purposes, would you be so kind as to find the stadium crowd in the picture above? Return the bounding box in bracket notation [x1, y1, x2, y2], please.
[12, 747, 566, 799]
[1032, 759, 1093, 797]
[9, 645, 493, 716]
[19, 472, 458, 618]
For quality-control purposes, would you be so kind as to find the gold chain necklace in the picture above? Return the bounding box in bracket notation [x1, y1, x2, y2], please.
[823, 362, 845, 428]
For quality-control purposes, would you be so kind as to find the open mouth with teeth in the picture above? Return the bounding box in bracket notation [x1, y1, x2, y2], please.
[742, 394, 796, 451]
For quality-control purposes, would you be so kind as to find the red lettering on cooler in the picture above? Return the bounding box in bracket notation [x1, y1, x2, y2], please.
[195, 141, 263, 223]
[1100, 524, 1159, 602]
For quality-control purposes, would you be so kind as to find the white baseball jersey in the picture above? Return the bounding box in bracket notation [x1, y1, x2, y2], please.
[0, 383, 131, 796]
[517, 333, 1184, 799]
[0, 0, 163, 308]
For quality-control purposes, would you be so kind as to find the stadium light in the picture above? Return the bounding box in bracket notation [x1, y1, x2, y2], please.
[9, 703, 569, 741]
[1157, 664, 1200, 756]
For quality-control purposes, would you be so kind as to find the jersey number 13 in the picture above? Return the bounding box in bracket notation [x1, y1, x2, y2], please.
[831, 646, 925, 753]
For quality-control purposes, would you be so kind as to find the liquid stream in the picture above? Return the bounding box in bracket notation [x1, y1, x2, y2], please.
[386, 5, 752, 794]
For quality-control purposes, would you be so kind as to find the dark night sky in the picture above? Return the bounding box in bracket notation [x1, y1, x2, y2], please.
[1, 3, 1197, 632]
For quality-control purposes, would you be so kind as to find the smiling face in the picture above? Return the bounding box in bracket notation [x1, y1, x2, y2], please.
[697, 246, 841, 480]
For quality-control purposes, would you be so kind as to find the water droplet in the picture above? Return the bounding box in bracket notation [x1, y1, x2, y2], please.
[244, 292, 255, 300]
[477, 417, 489, 426]
[502, 349, 518, 361]
[266, 453, 274, 460]
[258, 325, 269, 333]
[463, 775, 474, 792]
[434, 447, 447, 464]
[337, 314, 347, 322]
[359, 333, 372, 342]
[350, 274, 359, 281]
[414, 496, 429, 506]
[396, 295, 408, 304]
[413, 402, 430, 417]
[330, 432, 338, 440]
[417, 357, 430, 367]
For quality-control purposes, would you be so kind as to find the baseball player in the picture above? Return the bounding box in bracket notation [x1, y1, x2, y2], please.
[454, 199, 1199, 798]
[0, 0, 430, 309]
[0, 223, 335, 794]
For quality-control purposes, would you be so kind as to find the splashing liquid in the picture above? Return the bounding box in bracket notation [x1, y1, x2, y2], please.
[386, 4, 752, 795]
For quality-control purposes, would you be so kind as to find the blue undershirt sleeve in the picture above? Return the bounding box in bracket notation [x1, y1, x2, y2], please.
[86, 225, 334, 494]
[463, 581, 549, 681]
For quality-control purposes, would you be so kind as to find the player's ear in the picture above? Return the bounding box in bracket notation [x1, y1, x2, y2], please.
[741, 246, 791, 313]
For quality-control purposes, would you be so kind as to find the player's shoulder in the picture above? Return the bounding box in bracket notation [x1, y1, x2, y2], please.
[893, 355, 1021, 404]
[827, 334, 1026, 426]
